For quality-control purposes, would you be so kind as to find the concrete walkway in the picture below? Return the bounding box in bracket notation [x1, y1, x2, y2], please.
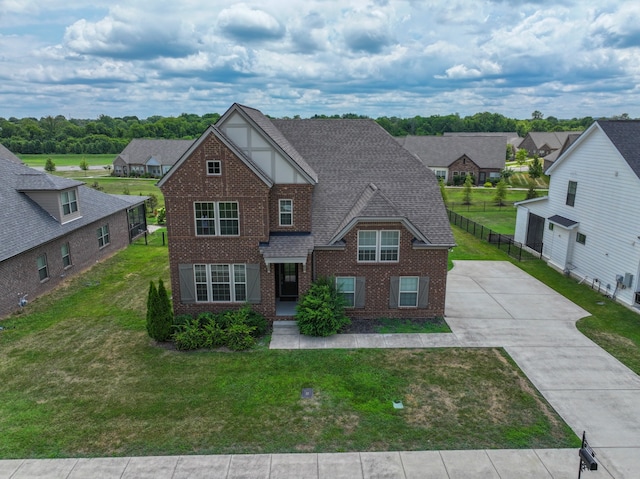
[3, 261, 639, 478]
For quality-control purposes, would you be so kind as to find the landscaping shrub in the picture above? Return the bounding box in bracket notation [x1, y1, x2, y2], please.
[226, 323, 257, 351]
[484, 181, 493, 188]
[296, 277, 350, 337]
[173, 318, 207, 350]
[202, 321, 227, 348]
[146, 279, 173, 342]
[172, 314, 193, 332]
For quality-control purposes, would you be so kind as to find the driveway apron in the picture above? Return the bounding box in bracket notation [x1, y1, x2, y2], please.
[446, 261, 640, 479]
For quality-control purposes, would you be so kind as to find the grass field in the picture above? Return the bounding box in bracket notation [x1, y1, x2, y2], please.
[18, 154, 115, 168]
[0, 231, 579, 458]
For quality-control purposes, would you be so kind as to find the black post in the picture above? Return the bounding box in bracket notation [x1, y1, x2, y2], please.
[162, 232, 166, 246]
[144, 231, 148, 245]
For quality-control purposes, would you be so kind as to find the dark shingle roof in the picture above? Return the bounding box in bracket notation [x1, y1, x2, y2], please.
[271, 119, 454, 247]
[0, 159, 144, 262]
[597, 120, 640, 180]
[0, 143, 21, 163]
[548, 214, 578, 228]
[525, 132, 575, 150]
[397, 135, 506, 169]
[115, 139, 194, 166]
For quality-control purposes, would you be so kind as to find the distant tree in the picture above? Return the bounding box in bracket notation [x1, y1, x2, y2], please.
[528, 156, 543, 181]
[462, 174, 473, 205]
[493, 179, 508, 206]
[79, 157, 89, 175]
[515, 148, 528, 166]
[500, 167, 514, 183]
[531, 110, 544, 120]
[438, 178, 448, 204]
[44, 157, 55, 172]
[506, 144, 515, 161]
[525, 180, 538, 200]
[145, 193, 158, 213]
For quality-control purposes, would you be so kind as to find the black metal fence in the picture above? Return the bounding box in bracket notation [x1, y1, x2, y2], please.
[447, 209, 543, 261]
[447, 201, 517, 213]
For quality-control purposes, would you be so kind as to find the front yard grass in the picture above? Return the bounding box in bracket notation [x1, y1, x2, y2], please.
[0, 231, 579, 458]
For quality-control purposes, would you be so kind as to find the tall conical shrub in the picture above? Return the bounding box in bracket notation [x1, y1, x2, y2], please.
[146, 280, 172, 341]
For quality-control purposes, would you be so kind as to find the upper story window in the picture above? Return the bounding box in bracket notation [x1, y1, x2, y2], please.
[566, 181, 577, 207]
[37, 254, 49, 281]
[195, 201, 239, 236]
[357, 230, 400, 263]
[206, 160, 221, 176]
[61, 189, 78, 216]
[279, 199, 293, 226]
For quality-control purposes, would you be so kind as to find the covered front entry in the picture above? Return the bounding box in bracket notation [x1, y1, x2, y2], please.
[276, 263, 299, 300]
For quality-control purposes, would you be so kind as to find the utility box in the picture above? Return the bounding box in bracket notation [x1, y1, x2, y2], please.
[623, 273, 634, 288]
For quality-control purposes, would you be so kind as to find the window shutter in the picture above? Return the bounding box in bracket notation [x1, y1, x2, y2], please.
[246, 264, 261, 304]
[178, 264, 195, 303]
[389, 276, 399, 309]
[418, 276, 430, 308]
[355, 277, 366, 308]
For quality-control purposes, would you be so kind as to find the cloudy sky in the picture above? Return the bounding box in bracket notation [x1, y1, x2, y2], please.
[1, 0, 640, 120]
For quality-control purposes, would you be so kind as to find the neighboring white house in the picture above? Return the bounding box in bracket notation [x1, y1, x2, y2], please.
[514, 120, 640, 308]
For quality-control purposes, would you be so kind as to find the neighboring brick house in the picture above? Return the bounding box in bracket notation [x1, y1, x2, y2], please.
[113, 139, 194, 177]
[396, 135, 506, 185]
[0, 157, 147, 318]
[158, 103, 455, 320]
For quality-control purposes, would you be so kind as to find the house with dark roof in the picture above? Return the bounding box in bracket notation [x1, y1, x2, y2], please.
[0, 143, 22, 164]
[113, 139, 194, 177]
[158, 104, 455, 320]
[0, 158, 148, 318]
[396, 135, 506, 185]
[519, 131, 579, 158]
[542, 133, 581, 172]
[514, 120, 640, 308]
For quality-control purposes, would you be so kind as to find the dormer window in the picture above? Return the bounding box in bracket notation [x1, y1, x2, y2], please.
[206, 160, 222, 176]
[61, 189, 78, 216]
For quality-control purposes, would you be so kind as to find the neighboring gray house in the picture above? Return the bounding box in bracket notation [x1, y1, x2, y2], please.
[514, 120, 640, 308]
[397, 135, 507, 185]
[113, 139, 194, 177]
[443, 131, 522, 150]
[542, 133, 581, 172]
[0, 158, 148, 318]
[519, 131, 580, 158]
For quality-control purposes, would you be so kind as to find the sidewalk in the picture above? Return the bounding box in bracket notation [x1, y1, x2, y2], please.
[0, 449, 596, 478]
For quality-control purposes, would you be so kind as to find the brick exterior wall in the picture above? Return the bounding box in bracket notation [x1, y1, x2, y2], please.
[314, 222, 448, 318]
[449, 156, 500, 185]
[0, 211, 130, 319]
[161, 132, 315, 319]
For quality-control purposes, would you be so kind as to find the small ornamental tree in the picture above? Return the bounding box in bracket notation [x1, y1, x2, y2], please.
[515, 148, 528, 166]
[493, 179, 508, 206]
[296, 277, 350, 337]
[79, 157, 89, 175]
[147, 279, 173, 341]
[438, 178, 448, 204]
[462, 174, 473, 205]
[44, 158, 56, 172]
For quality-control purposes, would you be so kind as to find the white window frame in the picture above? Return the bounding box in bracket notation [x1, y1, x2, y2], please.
[399, 276, 419, 307]
[566, 181, 577, 207]
[279, 199, 293, 226]
[61, 242, 72, 268]
[194, 201, 239, 236]
[357, 230, 400, 263]
[194, 264, 247, 303]
[97, 224, 110, 248]
[336, 277, 356, 308]
[206, 160, 222, 176]
[61, 189, 78, 216]
[576, 232, 586, 245]
[37, 254, 49, 281]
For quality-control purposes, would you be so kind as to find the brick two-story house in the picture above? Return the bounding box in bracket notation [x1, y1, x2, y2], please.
[158, 104, 455, 320]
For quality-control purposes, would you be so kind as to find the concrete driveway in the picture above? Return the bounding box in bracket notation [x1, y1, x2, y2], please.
[446, 261, 640, 479]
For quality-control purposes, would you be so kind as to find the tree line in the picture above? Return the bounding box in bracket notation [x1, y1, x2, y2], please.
[0, 110, 628, 155]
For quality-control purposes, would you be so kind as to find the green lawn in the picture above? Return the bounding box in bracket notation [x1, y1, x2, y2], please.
[18, 154, 115, 168]
[0, 230, 579, 458]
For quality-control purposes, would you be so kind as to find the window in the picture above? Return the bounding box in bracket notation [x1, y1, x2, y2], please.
[357, 230, 400, 262]
[434, 170, 447, 181]
[61, 189, 78, 216]
[279, 199, 293, 226]
[194, 202, 239, 236]
[61, 243, 72, 268]
[576, 232, 587, 245]
[37, 254, 48, 281]
[336, 277, 355, 307]
[548, 222, 554, 231]
[399, 276, 419, 307]
[194, 264, 246, 302]
[97, 224, 110, 248]
[206, 160, 221, 176]
[566, 181, 577, 206]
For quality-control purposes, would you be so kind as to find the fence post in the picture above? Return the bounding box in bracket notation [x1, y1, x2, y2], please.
[162, 232, 166, 246]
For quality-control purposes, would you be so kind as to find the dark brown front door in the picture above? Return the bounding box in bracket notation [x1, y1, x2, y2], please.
[277, 263, 298, 300]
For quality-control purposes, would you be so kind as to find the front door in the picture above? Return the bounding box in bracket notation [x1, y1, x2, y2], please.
[277, 263, 298, 300]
